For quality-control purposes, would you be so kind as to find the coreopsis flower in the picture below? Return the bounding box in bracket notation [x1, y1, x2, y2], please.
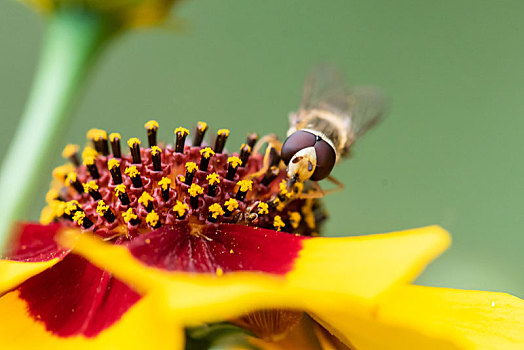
[0, 121, 523, 349]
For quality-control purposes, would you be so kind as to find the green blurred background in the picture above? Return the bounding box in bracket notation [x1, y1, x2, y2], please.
[1, 0, 523, 296]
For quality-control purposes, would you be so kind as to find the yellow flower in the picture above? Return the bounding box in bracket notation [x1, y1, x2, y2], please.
[20, 0, 181, 29]
[1, 122, 522, 349]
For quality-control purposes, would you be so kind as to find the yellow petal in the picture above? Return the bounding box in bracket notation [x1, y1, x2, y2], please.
[288, 225, 450, 305]
[0, 289, 182, 349]
[311, 302, 461, 350]
[0, 258, 60, 294]
[379, 285, 524, 349]
[312, 285, 524, 350]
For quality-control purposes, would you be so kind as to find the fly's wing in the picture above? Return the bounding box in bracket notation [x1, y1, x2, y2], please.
[347, 85, 387, 140]
[299, 65, 387, 151]
[300, 65, 354, 117]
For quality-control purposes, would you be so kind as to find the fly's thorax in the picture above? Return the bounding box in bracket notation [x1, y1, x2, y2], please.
[290, 108, 350, 160]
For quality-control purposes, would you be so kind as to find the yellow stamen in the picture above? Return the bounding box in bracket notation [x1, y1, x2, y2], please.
[83, 156, 95, 166]
[217, 129, 230, 136]
[146, 211, 160, 227]
[174, 127, 190, 136]
[188, 184, 204, 197]
[125, 166, 140, 178]
[87, 128, 107, 140]
[108, 158, 120, 170]
[64, 200, 80, 215]
[301, 198, 316, 230]
[185, 162, 198, 173]
[225, 198, 239, 212]
[158, 177, 171, 190]
[127, 137, 141, 147]
[61, 144, 79, 158]
[208, 203, 225, 219]
[180, 176, 186, 183]
[123, 208, 137, 223]
[144, 120, 159, 130]
[82, 146, 98, 160]
[83, 180, 98, 193]
[52, 164, 74, 182]
[45, 189, 59, 203]
[86, 129, 98, 140]
[257, 202, 269, 215]
[96, 200, 109, 215]
[216, 267, 223, 276]
[237, 180, 253, 192]
[115, 184, 127, 195]
[55, 201, 66, 217]
[206, 172, 220, 185]
[72, 211, 85, 226]
[227, 156, 242, 169]
[240, 143, 251, 152]
[200, 147, 215, 159]
[138, 192, 153, 206]
[289, 211, 302, 229]
[109, 132, 121, 142]
[173, 201, 188, 217]
[279, 179, 288, 196]
[273, 215, 285, 231]
[151, 145, 162, 156]
[197, 121, 207, 131]
[65, 172, 77, 185]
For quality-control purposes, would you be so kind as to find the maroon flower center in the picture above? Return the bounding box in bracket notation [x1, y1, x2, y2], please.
[44, 121, 326, 240]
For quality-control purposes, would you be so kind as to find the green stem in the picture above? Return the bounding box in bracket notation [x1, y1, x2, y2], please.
[0, 9, 116, 251]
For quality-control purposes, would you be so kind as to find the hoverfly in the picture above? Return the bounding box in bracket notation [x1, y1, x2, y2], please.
[252, 65, 386, 198]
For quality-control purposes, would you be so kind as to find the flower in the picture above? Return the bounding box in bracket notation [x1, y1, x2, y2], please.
[20, 0, 181, 29]
[1, 121, 523, 349]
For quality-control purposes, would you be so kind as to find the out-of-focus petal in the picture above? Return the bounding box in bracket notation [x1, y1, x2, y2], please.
[20, 0, 181, 29]
[60, 225, 450, 322]
[14, 253, 140, 337]
[0, 290, 182, 349]
[379, 285, 524, 349]
[312, 285, 524, 350]
[286, 225, 450, 305]
[1, 223, 69, 293]
[0, 258, 61, 294]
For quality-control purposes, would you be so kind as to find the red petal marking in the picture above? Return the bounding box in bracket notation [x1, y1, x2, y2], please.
[18, 253, 140, 337]
[3, 223, 68, 262]
[12, 222, 305, 338]
[125, 223, 308, 274]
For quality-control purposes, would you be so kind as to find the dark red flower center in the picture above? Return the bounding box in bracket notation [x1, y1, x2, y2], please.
[43, 121, 327, 239]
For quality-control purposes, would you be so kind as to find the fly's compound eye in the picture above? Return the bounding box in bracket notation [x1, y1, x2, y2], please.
[281, 130, 316, 165]
[310, 139, 336, 181]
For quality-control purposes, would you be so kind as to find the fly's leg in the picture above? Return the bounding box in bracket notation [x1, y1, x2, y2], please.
[297, 181, 324, 199]
[325, 175, 345, 194]
[247, 134, 284, 180]
[252, 134, 281, 155]
[297, 176, 344, 199]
